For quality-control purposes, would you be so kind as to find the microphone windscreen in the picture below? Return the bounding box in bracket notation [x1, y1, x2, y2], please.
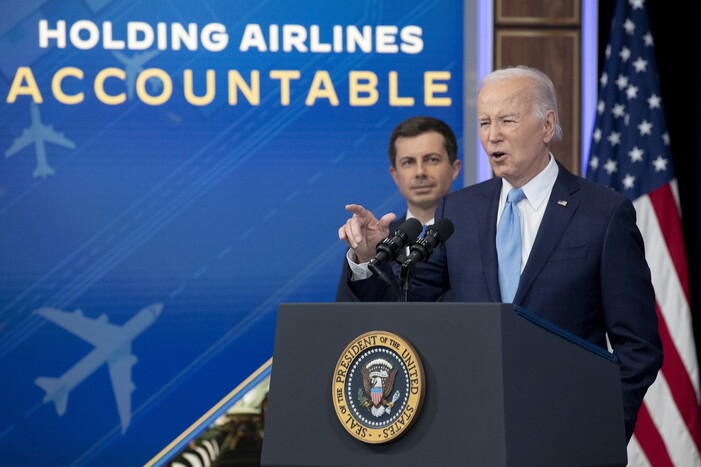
[430, 218, 454, 241]
[395, 217, 423, 240]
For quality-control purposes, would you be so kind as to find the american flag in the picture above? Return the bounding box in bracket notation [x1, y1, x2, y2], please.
[587, 0, 701, 465]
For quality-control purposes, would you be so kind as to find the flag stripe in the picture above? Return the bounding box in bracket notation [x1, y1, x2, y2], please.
[634, 194, 701, 464]
[635, 403, 674, 467]
[635, 194, 701, 443]
[643, 371, 701, 466]
[656, 302, 701, 450]
[628, 434, 653, 467]
[634, 195, 700, 397]
[648, 183, 691, 302]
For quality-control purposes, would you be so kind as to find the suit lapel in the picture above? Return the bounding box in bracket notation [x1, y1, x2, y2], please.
[476, 179, 502, 301]
[514, 166, 581, 304]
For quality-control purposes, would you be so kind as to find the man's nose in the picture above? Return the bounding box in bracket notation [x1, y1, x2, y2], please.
[489, 122, 503, 143]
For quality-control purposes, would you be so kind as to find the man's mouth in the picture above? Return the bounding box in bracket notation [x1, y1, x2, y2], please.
[491, 151, 507, 161]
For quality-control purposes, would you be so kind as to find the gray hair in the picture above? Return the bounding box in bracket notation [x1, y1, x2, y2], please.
[481, 65, 563, 142]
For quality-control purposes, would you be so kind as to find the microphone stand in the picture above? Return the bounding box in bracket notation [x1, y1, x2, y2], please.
[399, 260, 415, 302]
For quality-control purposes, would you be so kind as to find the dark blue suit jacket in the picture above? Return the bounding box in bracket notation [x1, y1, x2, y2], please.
[338, 163, 662, 440]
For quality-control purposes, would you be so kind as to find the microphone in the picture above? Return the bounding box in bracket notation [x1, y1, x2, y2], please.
[368, 217, 423, 267]
[403, 218, 454, 266]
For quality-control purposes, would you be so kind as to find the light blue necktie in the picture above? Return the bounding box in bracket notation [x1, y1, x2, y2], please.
[497, 188, 526, 302]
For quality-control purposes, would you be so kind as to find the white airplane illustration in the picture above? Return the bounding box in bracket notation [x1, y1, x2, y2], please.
[112, 50, 160, 99]
[4, 102, 75, 178]
[34, 303, 163, 433]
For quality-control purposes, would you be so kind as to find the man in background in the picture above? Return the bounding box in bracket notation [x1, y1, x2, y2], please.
[336, 116, 461, 300]
[386, 116, 462, 226]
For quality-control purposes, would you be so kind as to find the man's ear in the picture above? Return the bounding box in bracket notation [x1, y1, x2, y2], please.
[543, 110, 556, 144]
[451, 159, 462, 181]
[389, 165, 399, 186]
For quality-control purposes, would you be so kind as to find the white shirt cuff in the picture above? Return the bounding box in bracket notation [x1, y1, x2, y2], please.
[346, 249, 372, 281]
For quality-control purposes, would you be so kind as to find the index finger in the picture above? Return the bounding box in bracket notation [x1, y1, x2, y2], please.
[344, 204, 371, 219]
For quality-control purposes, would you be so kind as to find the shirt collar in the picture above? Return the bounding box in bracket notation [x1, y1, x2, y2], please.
[406, 208, 434, 226]
[500, 154, 559, 211]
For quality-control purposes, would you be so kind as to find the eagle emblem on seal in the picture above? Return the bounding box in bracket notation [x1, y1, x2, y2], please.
[359, 358, 400, 417]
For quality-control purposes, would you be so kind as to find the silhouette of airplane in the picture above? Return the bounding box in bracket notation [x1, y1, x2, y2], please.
[112, 50, 160, 99]
[5, 102, 75, 178]
[34, 303, 163, 433]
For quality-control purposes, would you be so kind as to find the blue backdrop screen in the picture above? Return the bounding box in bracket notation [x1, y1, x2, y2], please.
[0, 0, 463, 465]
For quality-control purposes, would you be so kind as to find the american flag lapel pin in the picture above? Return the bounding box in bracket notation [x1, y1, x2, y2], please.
[557, 200, 568, 206]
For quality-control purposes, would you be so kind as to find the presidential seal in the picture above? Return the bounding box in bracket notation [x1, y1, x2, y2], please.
[332, 330, 425, 444]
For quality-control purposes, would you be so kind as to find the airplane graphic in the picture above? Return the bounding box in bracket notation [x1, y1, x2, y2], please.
[34, 303, 163, 433]
[5, 102, 76, 178]
[113, 50, 160, 99]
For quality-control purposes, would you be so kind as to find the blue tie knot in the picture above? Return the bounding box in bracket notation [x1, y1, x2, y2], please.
[507, 187, 526, 205]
